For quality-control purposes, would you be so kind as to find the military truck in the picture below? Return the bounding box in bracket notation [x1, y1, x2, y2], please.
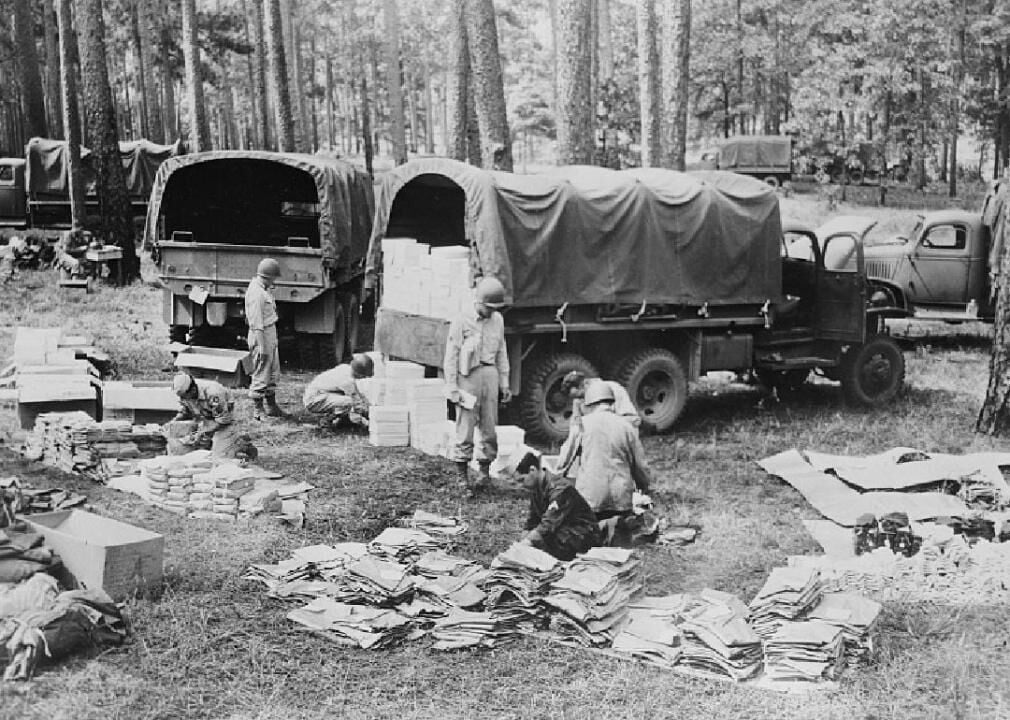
[147, 151, 374, 367]
[0, 137, 183, 228]
[716, 135, 793, 187]
[366, 158, 905, 443]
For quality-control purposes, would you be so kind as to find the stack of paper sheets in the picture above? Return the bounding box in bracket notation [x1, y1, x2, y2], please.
[748, 565, 824, 639]
[431, 608, 520, 650]
[286, 597, 414, 649]
[679, 592, 764, 681]
[342, 555, 416, 606]
[368, 527, 441, 563]
[484, 543, 564, 631]
[406, 510, 469, 543]
[763, 620, 846, 682]
[610, 607, 683, 667]
[381, 239, 472, 319]
[544, 549, 643, 647]
[806, 592, 882, 667]
[406, 379, 449, 455]
[368, 405, 410, 447]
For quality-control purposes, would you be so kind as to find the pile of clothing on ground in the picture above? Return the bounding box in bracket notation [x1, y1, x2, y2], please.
[0, 520, 126, 681]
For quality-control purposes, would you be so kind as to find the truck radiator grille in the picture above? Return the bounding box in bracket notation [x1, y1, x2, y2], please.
[865, 260, 896, 280]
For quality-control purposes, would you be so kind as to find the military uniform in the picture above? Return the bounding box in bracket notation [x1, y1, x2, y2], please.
[175, 379, 243, 459]
[524, 468, 601, 561]
[574, 407, 652, 516]
[302, 364, 367, 421]
[245, 275, 281, 404]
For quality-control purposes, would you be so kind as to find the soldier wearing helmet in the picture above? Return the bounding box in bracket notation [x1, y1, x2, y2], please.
[170, 372, 255, 460]
[443, 275, 511, 495]
[570, 380, 652, 523]
[302, 353, 375, 428]
[245, 257, 286, 419]
[556, 373, 641, 477]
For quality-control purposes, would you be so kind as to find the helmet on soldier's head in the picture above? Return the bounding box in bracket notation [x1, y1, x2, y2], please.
[475, 277, 507, 309]
[583, 380, 616, 407]
[350, 353, 374, 379]
[257, 258, 281, 279]
[172, 373, 194, 396]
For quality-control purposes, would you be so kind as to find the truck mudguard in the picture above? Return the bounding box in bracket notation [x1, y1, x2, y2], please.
[366, 158, 782, 309]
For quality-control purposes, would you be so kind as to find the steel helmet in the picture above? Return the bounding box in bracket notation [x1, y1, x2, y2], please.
[257, 258, 282, 278]
[583, 380, 616, 407]
[350, 353, 374, 378]
[475, 277, 507, 308]
[562, 370, 587, 392]
[172, 373, 194, 396]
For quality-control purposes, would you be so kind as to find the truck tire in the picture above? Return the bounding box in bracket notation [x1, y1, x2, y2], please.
[614, 348, 688, 434]
[519, 352, 598, 444]
[839, 336, 905, 406]
[763, 175, 781, 188]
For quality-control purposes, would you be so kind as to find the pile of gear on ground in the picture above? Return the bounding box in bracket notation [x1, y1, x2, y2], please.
[244, 512, 881, 687]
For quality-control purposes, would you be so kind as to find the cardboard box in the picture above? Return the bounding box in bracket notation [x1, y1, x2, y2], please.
[174, 346, 252, 388]
[25, 509, 164, 599]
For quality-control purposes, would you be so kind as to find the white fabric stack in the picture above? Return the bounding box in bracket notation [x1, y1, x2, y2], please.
[406, 378, 449, 455]
[763, 620, 846, 682]
[380, 239, 472, 319]
[368, 406, 410, 447]
[806, 592, 881, 667]
[139, 451, 255, 519]
[472, 425, 527, 477]
[748, 565, 824, 639]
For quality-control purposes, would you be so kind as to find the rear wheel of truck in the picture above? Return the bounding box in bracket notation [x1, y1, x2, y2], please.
[520, 352, 598, 444]
[839, 336, 905, 406]
[615, 348, 688, 434]
[763, 175, 781, 188]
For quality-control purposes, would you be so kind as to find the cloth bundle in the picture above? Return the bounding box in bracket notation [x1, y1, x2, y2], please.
[27, 412, 166, 477]
[405, 510, 469, 544]
[368, 528, 441, 563]
[679, 591, 764, 681]
[610, 606, 683, 667]
[140, 452, 259, 520]
[806, 592, 882, 668]
[430, 608, 520, 650]
[763, 620, 846, 682]
[483, 543, 564, 632]
[748, 566, 823, 639]
[0, 525, 60, 584]
[285, 597, 413, 649]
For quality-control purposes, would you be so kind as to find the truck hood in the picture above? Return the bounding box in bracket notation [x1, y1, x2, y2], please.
[862, 243, 910, 281]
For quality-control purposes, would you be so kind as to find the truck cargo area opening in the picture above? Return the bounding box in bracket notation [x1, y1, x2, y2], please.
[386, 173, 466, 248]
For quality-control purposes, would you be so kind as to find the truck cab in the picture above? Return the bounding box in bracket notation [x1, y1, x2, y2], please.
[0, 158, 27, 227]
[862, 210, 989, 321]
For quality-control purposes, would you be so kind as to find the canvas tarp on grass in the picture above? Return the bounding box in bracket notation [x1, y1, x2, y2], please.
[366, 158, 783, 309]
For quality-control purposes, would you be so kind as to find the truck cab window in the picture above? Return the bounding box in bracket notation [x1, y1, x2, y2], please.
[0, 166, 13, 183]
[921, 224, 965, 250]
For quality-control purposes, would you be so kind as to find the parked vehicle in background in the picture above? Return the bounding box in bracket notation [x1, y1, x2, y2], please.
[0, 137, 183, 229]
[715, 135, 792, 187]
[367, 158, 905, 443]
[148, 151, 374, 368]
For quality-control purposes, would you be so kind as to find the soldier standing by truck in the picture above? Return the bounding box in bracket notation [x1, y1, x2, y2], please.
[444, 277, 512, 495]
[245, 258, 287, 420]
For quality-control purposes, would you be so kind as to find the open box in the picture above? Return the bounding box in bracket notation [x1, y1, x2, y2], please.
[25, 509, 164, 599]
[173, 345, 252, 388]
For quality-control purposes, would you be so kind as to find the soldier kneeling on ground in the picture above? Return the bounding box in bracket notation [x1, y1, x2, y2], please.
[302, 353, 374, 429]
[171, 372, 256, 461]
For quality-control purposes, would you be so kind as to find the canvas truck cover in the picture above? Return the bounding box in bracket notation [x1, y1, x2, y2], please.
[366, 158, 783, 308]
[718, 135, 792, 171]
[25, 136, 184, 196]
[144, 150, 374, 268]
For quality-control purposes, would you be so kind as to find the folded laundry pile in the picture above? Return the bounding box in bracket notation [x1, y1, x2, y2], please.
[404, 510, 468, 544]
[763, 620, 846, 682]
[748, 566, 824, 639]
[286, 596, 415, 649]
[243, 543, 370, 601]
[484, 543, 564, 632]
[679, 589, 764, 681]
[544, 548, 643, 647]
[430, 608, 521, 650]
[610, 604, 683, 667]
[806, 592, 882, 667]
[0, 523, 61, 583]
[368, 527, 441, 563]
[341, 555, 416, 606]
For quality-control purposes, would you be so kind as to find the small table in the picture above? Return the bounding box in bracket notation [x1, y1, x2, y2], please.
[85, 245, 124, 285]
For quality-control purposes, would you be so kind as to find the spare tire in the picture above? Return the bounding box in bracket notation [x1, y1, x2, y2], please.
[614, 348, 688, 433]
[519, 352, 598, 444]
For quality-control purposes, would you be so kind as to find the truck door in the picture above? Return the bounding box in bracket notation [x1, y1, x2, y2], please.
[0, 163, 24, 220]
[907, 223, 970, 305]
[815, 233, 865, 341]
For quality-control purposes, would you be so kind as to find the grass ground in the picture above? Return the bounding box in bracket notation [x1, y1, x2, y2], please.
[1, 198, 1008, 719]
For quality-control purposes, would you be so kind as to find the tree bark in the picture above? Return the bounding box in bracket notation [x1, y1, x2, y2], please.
[382, 0, 407, 164]
[56, 0, 84, 230]
[13, 0, 48, 138]
[423, 58, 435, 154]
[181, 0, 211, 151]
[637, 0, 661, 167]
[291, 21, 309, 151]
[161, 18, 178, 142]
[138, 0, 163, 143]
[661, 0, 691, 170]
[464, 0, 512, 170]
[264, 0, 295, 152]
[360, 74, 374, 176]
[446, 1, 469, 162]
[555, 0, 594, 165]
[978, 182, 1010, 434]
[325, 53, 334, 151]
[248, 0, 270, 149]
[597, 0, 613, 82]
[42, 0, 64, 138]
[75, 0, 137, 281]
[129, 0, 150, 139]
[949, 0, 965, 198]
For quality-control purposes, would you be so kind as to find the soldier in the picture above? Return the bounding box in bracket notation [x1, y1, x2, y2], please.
[444, 276, 511, 494]
[245, 258, 286, 419]
[171, 373, 254, 460]
[302, 353, 374, 428]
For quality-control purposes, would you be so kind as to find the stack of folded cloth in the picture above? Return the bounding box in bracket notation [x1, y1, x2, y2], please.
[483, 543, 564, 631]
[413, 574, 487, 613]
[243, 543, 372, 600]
[405, 510, 469, 544]
[610, 604, 683, 667]
[411, 549, 484, 581]
[341, 555, 415, 606]
[368, 527, 441, 563]
[763, 619, 846, 682]
[430, 608, 521, 650]
[401, 550, 488, 619]
[748, 566, 823, 639]
[806, 592, 882, 667]
[679, 589, 764, 681]
[543, 549, 643, 647]
[286, 596, 414, 649]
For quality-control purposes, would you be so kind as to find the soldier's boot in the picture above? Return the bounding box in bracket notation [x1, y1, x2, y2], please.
[454, 461, 471, 492]
[252, 398, 266, 421]
[476, 461, 492, 491]
[264, 393, 287, 418]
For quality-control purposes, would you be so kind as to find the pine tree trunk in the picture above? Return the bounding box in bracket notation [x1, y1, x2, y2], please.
[325, 54, 334, 150]
[405, 70, 418, 154]
[264, 0, 295, 152]
[249, 0, 270, 149]
[161, 20, 178, 142]
[556, 0, 594, 165]
[129, 0, 150, 139]
[464, 0, 512, 171]
[423, 58, 435, 154]
[42, 0, 64, 138]
[446, 0, 469, 162]
[360, 74, 374, 176]
[309, 35, 318, 152]
[661, 0, 691, 170]
[292, 22, 310, 151]
[598, 0, 613, 82]
[56, 0, 84, 230]
[13, 0, 48, 138]
[76, 0, 138, 281]
[979, 183, 1010, 434]
[637, 0, 661, 167]
[181, 0, 211, 151]
[383, 0, 407, 164]
[138, 0, 164, 143]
